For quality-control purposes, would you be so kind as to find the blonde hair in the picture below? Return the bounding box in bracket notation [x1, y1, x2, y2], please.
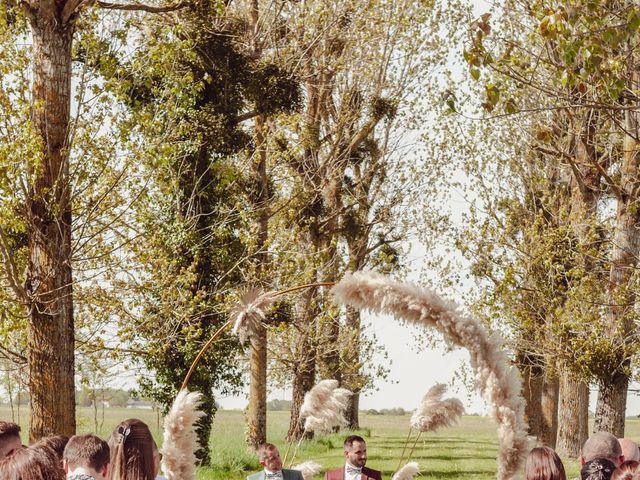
[525, 447, 567, 480]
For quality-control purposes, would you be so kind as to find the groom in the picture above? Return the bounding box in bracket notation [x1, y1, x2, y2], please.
[325, 435, 382, 480]
[247, 443, 304, 480]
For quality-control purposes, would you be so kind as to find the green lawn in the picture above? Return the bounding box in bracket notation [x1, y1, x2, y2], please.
[3, 406, 640, 479]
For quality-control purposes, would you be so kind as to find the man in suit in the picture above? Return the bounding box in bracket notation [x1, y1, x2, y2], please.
[325, 435, 382, 480]
[247, 443, 304, 480]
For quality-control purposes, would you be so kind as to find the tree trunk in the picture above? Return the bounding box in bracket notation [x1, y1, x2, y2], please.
[344, 305, 362, 429]
[519, 362, 543, 440]
[557, 371, 588, 458]
[246, 324, 267, 447]
[540, 374, 559, 448]
[594, 102, 640, 436]
[245, 113, 269, 449]
[287, 354, 315, 441]
[27, 16, 76, 442]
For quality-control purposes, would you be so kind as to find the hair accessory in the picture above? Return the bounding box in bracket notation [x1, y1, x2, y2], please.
[117, 425, 131, 444]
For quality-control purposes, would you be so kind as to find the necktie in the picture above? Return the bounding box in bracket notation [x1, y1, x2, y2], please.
[266, 472, 282, 479]
[346, 466, 362, 476]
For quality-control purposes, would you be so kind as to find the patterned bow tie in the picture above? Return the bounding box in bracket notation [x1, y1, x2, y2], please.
[266, 472, 282, 479]
[346, 466, 362, 475]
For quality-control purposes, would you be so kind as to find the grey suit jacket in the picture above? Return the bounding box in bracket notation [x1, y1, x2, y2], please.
[247, 469, 304, 480]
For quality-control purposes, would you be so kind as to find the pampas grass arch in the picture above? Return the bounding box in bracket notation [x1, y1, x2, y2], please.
[331, 271, 528, 480]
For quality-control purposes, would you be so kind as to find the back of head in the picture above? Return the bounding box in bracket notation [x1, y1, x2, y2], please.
[525, 446, 567, 480]
[0, 443, 65, 480]
[619, 439, 640, 463]
[108, 419, 155, 480]
[0, 421, 22, 459]
[64, 434, 110, 473]
[583, 432, 622, 464]
[611, 461, 640, 480]
[581, 458, 617, 480]
[37, 435, 70, 460]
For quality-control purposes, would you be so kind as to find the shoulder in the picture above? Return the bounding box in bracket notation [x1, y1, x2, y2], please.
[324, 467, 343, 479]
[363, 466, 382, 479]
[283, 468, 305, 480]
[247, 472, 263, 480]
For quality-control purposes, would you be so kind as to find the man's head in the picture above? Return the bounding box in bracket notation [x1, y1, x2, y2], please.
[63, 434, 110, 480]
[344, 435, 367, 469]
[0, 421, 22, 460]
[257, 443, 282, 472]
[581, 431, 624, 467]
[618, 439, 640, 462]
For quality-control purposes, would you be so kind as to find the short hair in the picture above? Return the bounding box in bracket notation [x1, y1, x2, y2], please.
[256, 443, 278, 460]
[64, 434, 110, 472]
[0, 444, 65, 479]
[525, 446, 567, 480]
[581, 458, 616, 480]
[583, 432, 622, 464]
[611, 461, 640, 480]
[0, 421, 21, 443]
[619, 439, 640, 462]
[344, 435, 365, 449]
[37, 435, 69, 460]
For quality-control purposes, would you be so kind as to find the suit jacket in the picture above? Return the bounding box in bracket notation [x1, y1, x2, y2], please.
[247, 469, 304, 480]
[324, 466, 382, 480]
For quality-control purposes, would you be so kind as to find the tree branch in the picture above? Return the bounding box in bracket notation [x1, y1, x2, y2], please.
[97, 0, 186, 12]
[0, 229, 27, 304]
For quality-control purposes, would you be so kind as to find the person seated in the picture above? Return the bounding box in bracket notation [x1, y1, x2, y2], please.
[581, 432, 625, 467]
[611, 460, 640, 480]
[247, 443, 303, 480]
[619, 440, 640, 463]
[107, 419, 159, 480]
[581, 458, 616, 480]
[63, 434, 110, 480]
[0, 443, 65, 479]
[525, 446, 566, 480]
[0, 421, 23, 460]
[325, 435, 382, 480]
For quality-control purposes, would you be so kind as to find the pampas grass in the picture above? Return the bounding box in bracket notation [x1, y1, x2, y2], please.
[284, 379, 352, 466]
[392, 461, 420, 480]
[230, 289, 275, 344]
[292, 460, 323, 480]
[331, 271, 528, 480]
[161, 389, 205, 480]
[411, 383, 464, 433]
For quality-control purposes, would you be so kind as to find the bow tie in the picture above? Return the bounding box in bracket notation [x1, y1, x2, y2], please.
[266, 473, 282, 479]
[346, 466, 362, 475]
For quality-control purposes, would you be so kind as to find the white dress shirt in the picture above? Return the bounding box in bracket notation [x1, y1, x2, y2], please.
[344, 461, 362, 480]
[264, 468, 283, 480]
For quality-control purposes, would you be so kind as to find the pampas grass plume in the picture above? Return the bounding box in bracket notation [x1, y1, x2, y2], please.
[392, 461, 420, 480]
[331, 271, 529, 480]
[230, 289, 275, 343]
[292, 460, 323, 480]
[161, 389, 205, 480]
[300, 379, 352, 434]
[410, 383, 464, 433]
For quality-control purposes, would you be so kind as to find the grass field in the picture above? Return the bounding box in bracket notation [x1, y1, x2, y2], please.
[3, 405, 640, 479]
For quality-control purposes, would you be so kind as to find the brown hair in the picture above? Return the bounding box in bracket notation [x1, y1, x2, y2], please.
[525, 446, 567, 480]
[0, 444, 65, 479]
[63, 434, 110, 472]
[108, 419, 156, 480]
[611, 461, 640, 480]
[0, 421, 20, 442]
[37, 435, 70, 460]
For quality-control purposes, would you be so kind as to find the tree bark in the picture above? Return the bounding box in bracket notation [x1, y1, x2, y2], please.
[27, 15, 76, 442]
[557, 371, 588, 458]
[519, 361, 544, 440]
[540, 373, 559, 448]
[594, 94, 640, 436]
[344, 305, 362, 429]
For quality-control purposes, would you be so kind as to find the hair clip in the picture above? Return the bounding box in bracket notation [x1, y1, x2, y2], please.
[117, 425, 131, 444]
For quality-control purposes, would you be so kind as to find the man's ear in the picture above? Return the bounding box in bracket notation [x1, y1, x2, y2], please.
[260, 459, 266, 467]
[579, 456, 585, 466]
[101, 462, 109, 478]
[63, 459, 69, 473]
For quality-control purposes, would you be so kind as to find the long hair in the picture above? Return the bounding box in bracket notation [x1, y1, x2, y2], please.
[525, 447, 566, 480]
[108, 419, 156, 480]
[0, 444, 65, 480]
[581, 458, 617, 480]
